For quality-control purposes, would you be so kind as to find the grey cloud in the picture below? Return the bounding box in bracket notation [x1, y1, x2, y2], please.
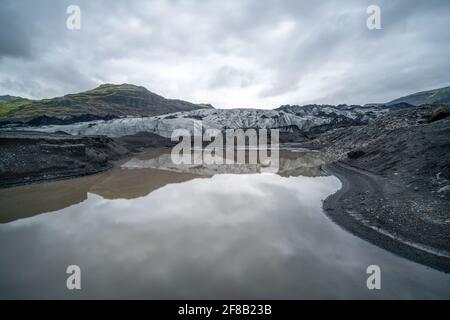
[0, 0, 449, 106]
[0, 2, 33, 59]
[209, 65, 253, 89]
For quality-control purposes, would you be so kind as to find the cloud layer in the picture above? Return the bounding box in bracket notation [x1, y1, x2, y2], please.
[1, 0, 449, 108]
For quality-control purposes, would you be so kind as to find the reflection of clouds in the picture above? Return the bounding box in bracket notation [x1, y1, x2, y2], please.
[0, 150, 328, 223]
[1, 173, 449, 299]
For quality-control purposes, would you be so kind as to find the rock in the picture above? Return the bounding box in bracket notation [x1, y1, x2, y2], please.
[347, 150, 365, 159]
[429, 106, 450, 123]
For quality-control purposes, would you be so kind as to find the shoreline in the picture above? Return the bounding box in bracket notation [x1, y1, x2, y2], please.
[0, 131, 176, 189]
[322, 161, 450, 273]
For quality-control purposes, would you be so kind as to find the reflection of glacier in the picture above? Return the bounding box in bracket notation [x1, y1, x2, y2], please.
[11, 106, 386, 138]
[0, 150, 329, 223]
[122, 151, 329, 176]
[123, 154, 264, 175]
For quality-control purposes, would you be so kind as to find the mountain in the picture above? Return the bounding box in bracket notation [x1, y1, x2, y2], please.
[0, 84, 211, 125]
[0, 95, 22, 103]
[4, 84, 446, 133]
[387, 86, 450, 106]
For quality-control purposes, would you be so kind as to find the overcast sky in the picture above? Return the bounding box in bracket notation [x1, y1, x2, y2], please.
[1, 0, 449, 108]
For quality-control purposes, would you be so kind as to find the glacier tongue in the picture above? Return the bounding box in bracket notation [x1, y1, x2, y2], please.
[10, 105, 390, 138]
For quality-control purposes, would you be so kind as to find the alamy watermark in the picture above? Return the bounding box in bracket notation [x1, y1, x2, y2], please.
[367, 5, 381, 30]
[170, 121, 280, 173]
[66, 5, 81, 30]
[66, 265, 81, 290]
[366, 265, 381, 290]
[65, 5, 381, 32]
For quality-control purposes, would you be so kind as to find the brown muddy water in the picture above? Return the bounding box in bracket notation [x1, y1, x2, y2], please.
[0, 149, 449, 299]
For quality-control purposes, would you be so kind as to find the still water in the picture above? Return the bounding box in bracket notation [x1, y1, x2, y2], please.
[0, 149, 449, 299]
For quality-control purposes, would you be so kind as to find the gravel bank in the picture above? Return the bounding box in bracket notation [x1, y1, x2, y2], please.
[323, 161, 450, 273]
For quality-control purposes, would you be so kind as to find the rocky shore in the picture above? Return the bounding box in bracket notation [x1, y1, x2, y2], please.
[317, 106, 450, 272]
[0, 128, 181, 189]
[323, 162, 450, 272]
[0, 131, 127, 188]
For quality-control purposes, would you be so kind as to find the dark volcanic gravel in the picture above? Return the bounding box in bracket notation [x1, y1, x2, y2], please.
[0, 131, 129, 188]
[323, 161, 450, 273]
[318, 106, 450, 272]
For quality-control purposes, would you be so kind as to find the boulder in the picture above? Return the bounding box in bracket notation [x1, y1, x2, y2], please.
[429, 107, 450, 122]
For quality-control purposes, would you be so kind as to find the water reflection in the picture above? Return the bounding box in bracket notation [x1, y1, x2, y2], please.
[0, 149, 449, 299]
[0, 149, 329, 223]
[122, 149, 329, 176]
